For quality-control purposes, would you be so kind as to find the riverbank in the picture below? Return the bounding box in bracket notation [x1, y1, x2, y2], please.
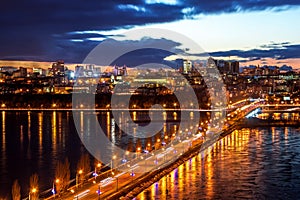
[104, 124, 239, 200]
[0, 93, 209, 110]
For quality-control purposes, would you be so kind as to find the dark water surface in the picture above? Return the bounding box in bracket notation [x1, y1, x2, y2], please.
[0, 111, 86, 198]
[0, 110, 193, 198]
[135, 127, 300, 200]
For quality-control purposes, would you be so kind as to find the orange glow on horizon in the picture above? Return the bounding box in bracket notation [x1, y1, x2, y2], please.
[241, 58, 300, 69]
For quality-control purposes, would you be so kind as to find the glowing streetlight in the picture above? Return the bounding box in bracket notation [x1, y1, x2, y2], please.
[29, 188, 37, 200]
[32, 188, 37, 193]
[94, 163, 101, 180]
[52, 179, 59, 198]
[111, 155, 117, 174]
[76, 169, 83, 188]
[173, 103, 177, 108]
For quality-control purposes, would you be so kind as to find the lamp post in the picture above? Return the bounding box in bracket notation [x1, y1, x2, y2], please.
[94, 163, 101, 181]
[162, 141, 166, 161]
[136, 147, 141, 159]
[144, 150, 149, 172]
[76, 170, 82, 200]
[112, 171, 119, 192]
[76, 169, 83, 188]
[111, 155, 116, 175]
[97, 185, 101, 200]
[111, 171, 119, 192]
[53, 179, 59, 198]
[29, 188, 37, 200]
[156, 138, 160, 150]
[147, 143, 151, 151]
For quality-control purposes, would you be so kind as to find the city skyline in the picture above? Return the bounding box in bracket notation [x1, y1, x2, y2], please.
[1, 2, 300, 199]
[0, 1, 300, 67]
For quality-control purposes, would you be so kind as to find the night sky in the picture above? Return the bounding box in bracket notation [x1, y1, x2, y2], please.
[1, 0, 300, 67]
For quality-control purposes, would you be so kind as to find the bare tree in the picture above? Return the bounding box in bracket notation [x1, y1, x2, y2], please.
[77, 154, 90, 183]
[29, 173, 39, 200]
[11, 180, 21, 200]
[55, 158, 70, 195]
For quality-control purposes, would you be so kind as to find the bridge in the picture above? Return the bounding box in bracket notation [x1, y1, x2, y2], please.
[239, 103, 300, 127]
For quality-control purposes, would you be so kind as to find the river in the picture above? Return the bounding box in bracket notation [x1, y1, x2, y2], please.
[0, 110, 204, 198]
[135, 127, 300, 199]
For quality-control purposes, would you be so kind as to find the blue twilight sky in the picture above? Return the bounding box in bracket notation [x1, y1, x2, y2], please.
[0, 0, 300, 67]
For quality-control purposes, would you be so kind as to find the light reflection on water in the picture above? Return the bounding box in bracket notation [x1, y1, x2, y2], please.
[135, 127, 300, 200]
[0, 110, 201, 198]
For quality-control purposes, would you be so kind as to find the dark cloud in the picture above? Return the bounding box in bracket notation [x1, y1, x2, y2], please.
[210, 43, 300, 62]
[111, 48, 176, 68]
[0, 0, 299, 62]
[259, 41, 291, 49]
[83, 37, 184, 67]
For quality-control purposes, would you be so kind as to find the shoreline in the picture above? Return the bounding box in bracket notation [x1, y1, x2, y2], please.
[105, 124, 239, 200]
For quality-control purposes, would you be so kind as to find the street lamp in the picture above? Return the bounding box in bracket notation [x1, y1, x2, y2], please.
[136, 147, 141, 159]
[53, 179, 59, 198]
[29, 188, 37, 200]
[143, 150, 149, 172]
[156, 138, 160, 150]
[111, 155, 117, 175]
[173, 102, 177, 108]
[94, 163, 101, 181]
[76, 169, 83, 188]
[76, 170, 83, 200]
[96, 185, 101, 200]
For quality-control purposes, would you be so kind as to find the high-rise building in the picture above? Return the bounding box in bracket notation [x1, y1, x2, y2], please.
[231, 61, 239, 74]
[214, 58, 240, 74]
[183, 60, 192, 74]
[52, 60, 65, 76]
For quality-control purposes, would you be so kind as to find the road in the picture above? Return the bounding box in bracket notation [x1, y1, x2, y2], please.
[59, 139, 197, 200]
